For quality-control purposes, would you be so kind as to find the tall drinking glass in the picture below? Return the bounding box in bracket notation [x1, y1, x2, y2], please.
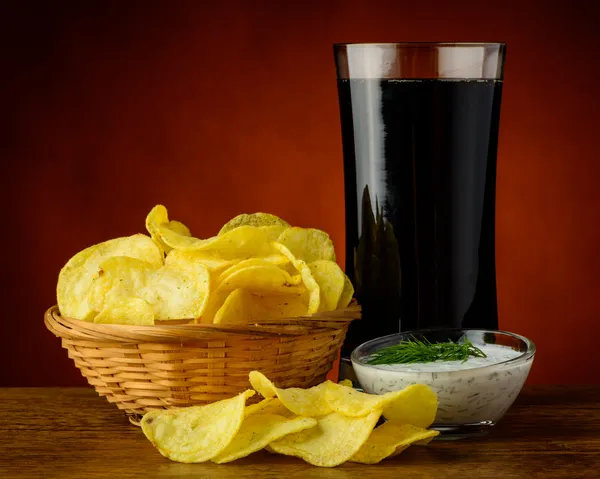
[334, 43, 506, 364]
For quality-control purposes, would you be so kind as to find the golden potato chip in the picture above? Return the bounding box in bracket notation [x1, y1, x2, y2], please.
[212, 414, 317, 464]
[152, 261, 210, 320]
[308, 260, 345, 312]
[160, 224, 277, 260]
[88, 257, 154, 312]
[412, 435, 438, 446]
[163, 224, 193, 253]
[155, 227, 207, 251]
[165, 249, 239, 275]
[218, 213, 290, 235]
[269, 409, 381, 467]
[93, 297, 154, 325]
[245, 397, 276, 417]
[141, 390, 254, 463]
[276, 382, 334, 417]
[57, 234, 163, 320]
[249, 293, 308, 318]
[326, 383, 437, 427]
[350, 422, 439, 464]
[212, 289, 250, 325]
[248, 372, 333, 416]
[337, 275, 355, 309]
[245, 398, 294, 418]
[90, 256, 210, 320]
[215, 257, 293, 286]
[259, 225, 289, 242]
[145, 204, 170, 253]
[273, 243, 320, 314]
[145, 205, 193, 255]
[167, 220, 191, 237]
[326, 381, 394, 417]
[201, 265, 304, 323]
[213, 289, 308, 325]
[338, 379, 353, 388]
[381, 384, 438, 428]
[249, 371, 277, 398]
[276, 227, 336, 263]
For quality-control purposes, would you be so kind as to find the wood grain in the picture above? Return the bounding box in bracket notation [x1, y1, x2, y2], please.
[1, 386, 599, 479]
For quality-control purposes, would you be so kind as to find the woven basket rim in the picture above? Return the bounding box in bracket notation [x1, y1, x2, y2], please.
[45, 303, 360, 343]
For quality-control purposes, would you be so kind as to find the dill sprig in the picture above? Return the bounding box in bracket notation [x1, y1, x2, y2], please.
[366, 336, 487, 365]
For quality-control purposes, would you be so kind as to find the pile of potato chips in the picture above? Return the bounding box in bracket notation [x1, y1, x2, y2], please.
[56, 205, 354, 325]
[141, 371, 439, 466]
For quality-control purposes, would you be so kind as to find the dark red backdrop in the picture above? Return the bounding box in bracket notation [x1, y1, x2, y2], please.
[2, 1, 599, 386]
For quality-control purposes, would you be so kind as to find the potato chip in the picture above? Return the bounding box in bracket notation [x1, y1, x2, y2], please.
[249, 371, 333, 417]
[167, 220, 191, 237]
[145, 205, 193, 255]
[269, 409, 381, 467]
[245, 397, 276, 417]
[248, 371, 277, 398]
[215, 257, 293, 286]
[159, 224, 277, 260]
[145, 204, 170, 253]
[276, 227, 336, 263]
[212, 289, 250, 325]
[381, 384, 438, 428]
[90, 256, 210, 320]
[325, 383, 437, 428]
[88, 257, 154, 312]
[213, 289, 309, 325]
[212, 414, 317, 464]
[245, 397, 294, 418]
[338, 379, 353, 388]
[259, 225, 289, 242]
[308, 260, 345, 312]
[165, 249, 239, 275]
[249, 293, 308, 318]
[154, 227, 207, 251]
[218, 213, 290, 235]
[201, 265, 304, 323]
[273, 243, 320, 314]
[141, 390, 254, 463]
[337, 275, 355, 309]
[57, 234, 163, 320]
[161, 223, 193, 254]
[275, 382, 334, 417]
[350, 422, 439, 464]
[412, 435, 438, 446]
[93, 297, 154, 325]
[152, 262, 210, 320]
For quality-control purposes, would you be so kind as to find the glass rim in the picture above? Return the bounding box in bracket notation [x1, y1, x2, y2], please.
[350, 328, 535, 375]
[334, 42, 506, 48]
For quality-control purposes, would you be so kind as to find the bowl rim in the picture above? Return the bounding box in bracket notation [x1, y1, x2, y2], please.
[350, 328, 536, 375]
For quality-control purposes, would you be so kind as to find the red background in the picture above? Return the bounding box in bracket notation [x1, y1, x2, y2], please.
[2, 1, 599, 386]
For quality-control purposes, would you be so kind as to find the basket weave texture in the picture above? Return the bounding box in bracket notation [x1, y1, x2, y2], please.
[45, 304, 360, 424]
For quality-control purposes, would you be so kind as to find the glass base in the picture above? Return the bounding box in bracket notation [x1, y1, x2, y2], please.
[431, 421, 495, 440]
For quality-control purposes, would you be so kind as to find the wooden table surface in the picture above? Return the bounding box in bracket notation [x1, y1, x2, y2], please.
[1, 386, 598, 478]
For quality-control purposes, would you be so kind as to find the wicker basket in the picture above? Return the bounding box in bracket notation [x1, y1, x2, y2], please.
[45, 304, 360, 424]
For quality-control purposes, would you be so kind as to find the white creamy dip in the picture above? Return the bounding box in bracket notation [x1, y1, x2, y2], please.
[353, 343, 533, 425]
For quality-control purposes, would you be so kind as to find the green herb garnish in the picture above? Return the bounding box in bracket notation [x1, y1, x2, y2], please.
[366, 336, 487, 365]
